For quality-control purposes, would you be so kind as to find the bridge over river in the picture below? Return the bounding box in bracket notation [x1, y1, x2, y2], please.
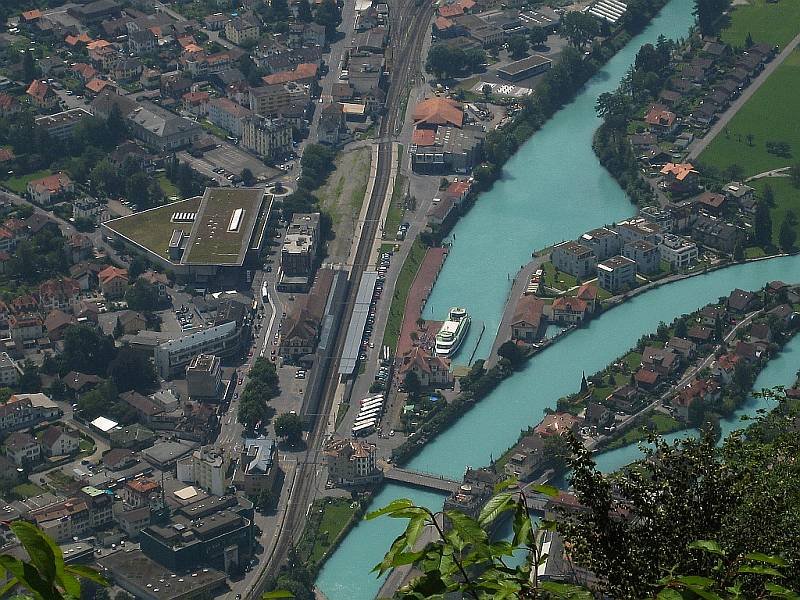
[383, 467, 462, 494]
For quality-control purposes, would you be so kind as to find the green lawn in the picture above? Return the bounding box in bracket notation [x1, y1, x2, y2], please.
[2, 169, 53, 194]
[542, 261, 578, 291]
[106, 197, 202, 259]
[13, 483, 44, 499]
[200, 119, 228, 139]
[720, 0, 800, 49]
[157, 174, 180, 199]
[745, 245, 767, 258]
[384, 238, 427, 351]
[751, 177, 800, 246]
[603, 412, 683, 451]
[299, 498, 358, 566]
[698, 49, 800, 177]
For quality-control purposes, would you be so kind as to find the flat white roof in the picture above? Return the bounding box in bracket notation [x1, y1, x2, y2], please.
[90, 416, 118, 432]
[174, 485, 198, 500]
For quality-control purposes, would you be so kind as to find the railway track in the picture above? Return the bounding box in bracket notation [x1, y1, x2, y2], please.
[250, 1, 435, 595]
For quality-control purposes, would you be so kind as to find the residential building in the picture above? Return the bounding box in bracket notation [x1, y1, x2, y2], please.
[0, 394, 62, 434]
[26, 80, 58, 108]
[9, 313, 44, 344]
[578, 227, 621, 261]
[596, 255, 636, 292]
[397, 346, 453, 389]
[324, 438, 382, 487]
[262, 62, 318, 87]
[551, 241, 596, 279]
[3, 432, 41, 467]
[659, 234, 698, 268]
[623, 239, 660, 274]
[278, 269, 333, 357]
[644, 104, 678, 135]
[504, 434, 547, 481]
[660, 162, 699, 194]
[691, 214, 744, 254]
[225, 16, 260, 45]
[154, 321, 242, 379]
[249, 82, 310, 117]
[98, 265, 129, 298]
[240, 115, 293, 159]
[182, 91, 210, 116]
[40, 425, 80, 457]
[0, 352, 22, 386]
[0, 92, 22, 116]
[318, 102, 346, 145]
[606, 385, 640, 413]
[281, 212, 320, 276]
[39, 278, 81, 312]
[128, 28, 157, 54]
[176, 446, 229, 496]
[186, 354, 223, 401]
[551, 296, 590, 324]
[675, 378, 721, 421]
[233, 437, 279, 495]
[208, 97, 252, 137]
[27, 172, 74, 205]
[614, 218, 662, 245]
[34, 108, 92, 141]
[727, 288, 759, 313]
[115, 310, 147, 335]
[534, 412, 582, 437]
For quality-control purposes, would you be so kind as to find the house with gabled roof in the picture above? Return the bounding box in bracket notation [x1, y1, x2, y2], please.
[397, 346, 453, 389]
[98, 266, 129, 298]
[27, 172, 74, 205]
[41, 425, 80, 457]
[26, 80, 58, 108]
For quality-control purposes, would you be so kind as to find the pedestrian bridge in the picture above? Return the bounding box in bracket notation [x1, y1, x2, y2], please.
[383, 467, 462, 494]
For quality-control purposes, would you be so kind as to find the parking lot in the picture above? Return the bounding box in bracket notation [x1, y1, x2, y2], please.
[179, 143, 281, 186]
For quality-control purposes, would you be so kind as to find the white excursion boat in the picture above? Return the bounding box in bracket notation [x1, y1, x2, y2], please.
[435, 307, 471, 357]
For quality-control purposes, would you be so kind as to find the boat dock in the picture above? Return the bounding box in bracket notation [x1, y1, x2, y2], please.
[396, 247, 448, 358]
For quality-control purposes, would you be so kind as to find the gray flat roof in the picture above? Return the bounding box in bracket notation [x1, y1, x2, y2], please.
[339, 271, 378, 375]
[498, 54, 552, 76]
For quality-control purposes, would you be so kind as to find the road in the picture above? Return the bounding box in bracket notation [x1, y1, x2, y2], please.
[586, 308, 761, 452]
[153, 0, 236, 49]
[247, 0, 436, 594]
[687, 32, 800, 160]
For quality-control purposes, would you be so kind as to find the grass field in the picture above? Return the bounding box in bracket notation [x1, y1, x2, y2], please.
[298, 498, 358, 566]
[720, 0, 800, 49]
[13, 483, 44, 499]
[603, 412, 683, 451]
[2, 169, 53, 194]
[106, 197, 202, 259]
[384, 173, 407, 240]
[383, 238, 427, 351]
[751, 177, 800, 245]
[542, 261, 578, 291]
[699, 50, 800, 177]
[157, 174, 180, 199]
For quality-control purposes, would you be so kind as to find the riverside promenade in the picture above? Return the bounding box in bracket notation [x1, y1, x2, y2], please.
[396, 247, 448, 358]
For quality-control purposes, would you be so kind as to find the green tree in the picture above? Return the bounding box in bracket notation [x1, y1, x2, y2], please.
[62, 325, 116, 375]
[497, 340, 523, 367]
[126, 172, 152, 210]
[507, 35, 529, 59]
[113, 317, 124, 339]
[22, 50, 38, 83]
[779, 210, 797, 252]
[789, 163, 800, 188]
[528, 26, 548, 47]
[0, 520, 107, 599]
[674, 318, 688, 338]
[107, 346, 156, 393]
[125, 280, 160, 311]
[314, 0, 341, 38]
[274, 412, 304, 444]
[297, 0, 313, 21]
[241, 168, 255, 186]
[693, 0, 731, 36]
[403, 371, 421, 397]
[559, 11, 598, 49]
[753, 199, 773, 247]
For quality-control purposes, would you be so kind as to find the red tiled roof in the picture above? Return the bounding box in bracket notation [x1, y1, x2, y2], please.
[262, 63, 318, 85]
[85, 78, 112, 93]
[434, 16, 454, 29]
[534, 412, 582, 436]
[411, 128, 435, 146]
[26, 80, 52, 102]
[660, 162, 697, 181]
[71, 63, 98, 80]
[98, 266, 128, 285]
[0, 93, 19, 112]
[576, 283, 598, 301]
[0, 148, 14, 162]
[29, 172, 72, 194]
[182, 91, 209, 104]
[413, 97, 463, 128]
[634, 368, 659, 385]
[438, 4, 463, 17]
[552, 296, 588, 313]
[644, 104, 676, 127]
[512, 295, 544, 328]
[22, 9, 42, 21]
[87, 39, 112, 51]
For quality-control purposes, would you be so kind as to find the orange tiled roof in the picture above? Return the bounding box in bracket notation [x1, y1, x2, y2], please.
[87, 39, 112, 51]
[29, 172, 71, 194]
[262, 62, 318, 85]
[438, 4, 463, 17]
[660, 162, 697, 181]
[85, 78, 112, 93]
[98, 266, 128, 285]
[411, 128, 435, 146]
[26, 80, 52, 102]
[22, 9, 42, 21]
[413, 96, 463, 128]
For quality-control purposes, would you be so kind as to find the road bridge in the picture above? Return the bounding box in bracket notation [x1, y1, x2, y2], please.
[383, 467, 461, 494]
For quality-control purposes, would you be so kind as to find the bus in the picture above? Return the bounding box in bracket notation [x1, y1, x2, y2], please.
[352, 420, 376, 437]
[360, 394, 383, 406]
[356, 407, 382, 421]
[352, 415, 378, 427]
[360, 399, 383, 411]
[261, 282, 269, 302]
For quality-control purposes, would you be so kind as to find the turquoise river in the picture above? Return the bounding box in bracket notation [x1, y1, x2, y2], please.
[317, 0, 800, 596]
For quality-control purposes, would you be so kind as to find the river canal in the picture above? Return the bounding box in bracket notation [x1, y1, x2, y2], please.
[316, 0, 800, 595]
